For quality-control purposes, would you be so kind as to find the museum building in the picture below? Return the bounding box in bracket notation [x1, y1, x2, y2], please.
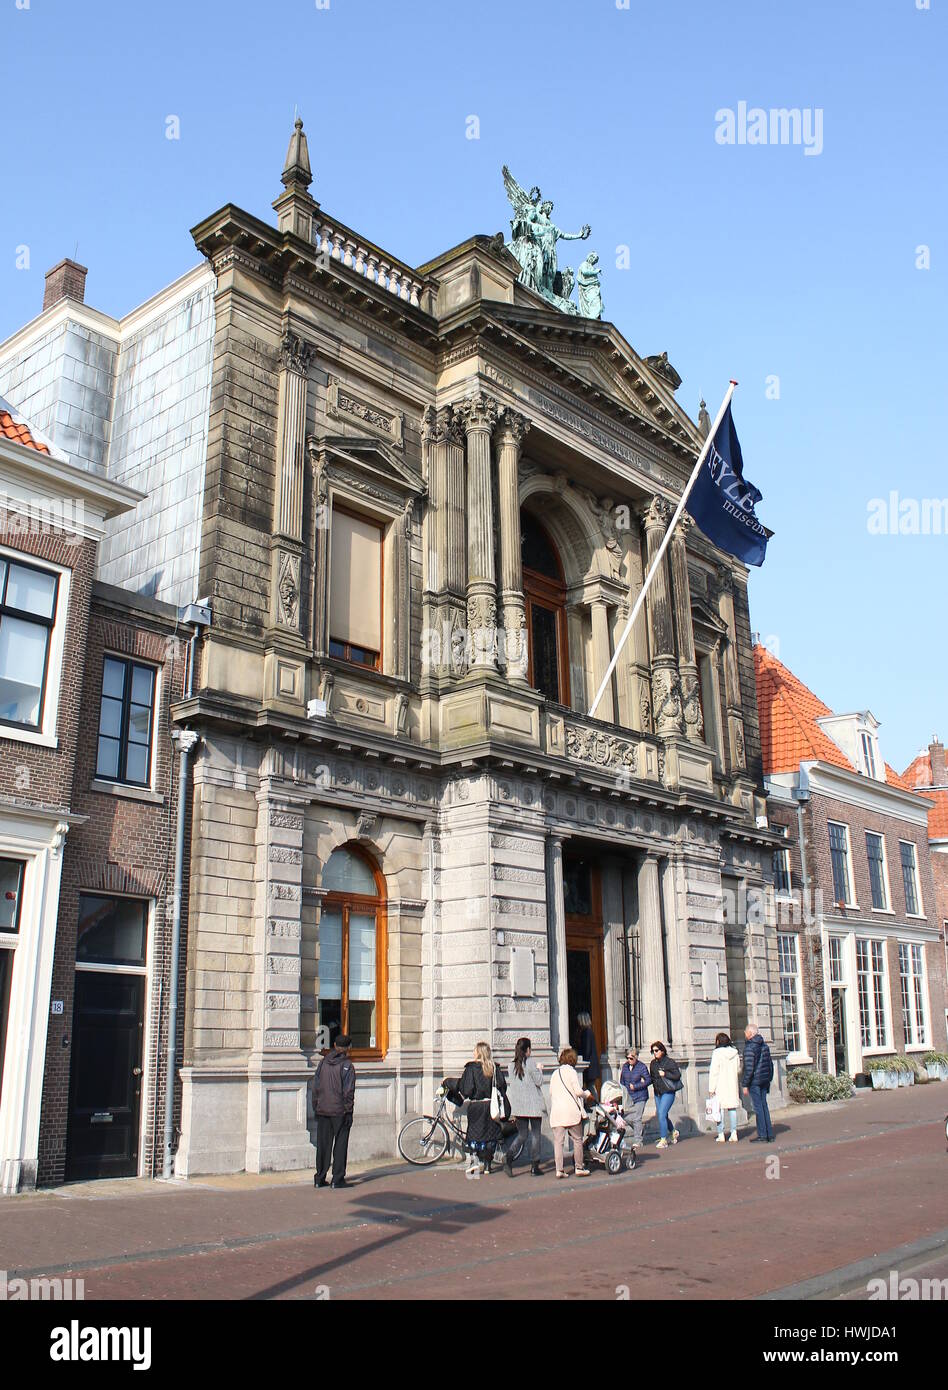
[0, 122, 785, 1178]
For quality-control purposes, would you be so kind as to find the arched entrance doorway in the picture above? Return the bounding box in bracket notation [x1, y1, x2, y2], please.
[318, 843, 387, 1059]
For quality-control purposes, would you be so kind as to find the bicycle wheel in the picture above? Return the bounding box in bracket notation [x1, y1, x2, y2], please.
[397, 1116, 449, 1165]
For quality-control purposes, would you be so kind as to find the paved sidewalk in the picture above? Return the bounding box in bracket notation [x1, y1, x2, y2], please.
[1, 1085, 945, 1299]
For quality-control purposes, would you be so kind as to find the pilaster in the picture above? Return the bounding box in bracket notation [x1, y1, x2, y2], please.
[670, 515, 703, 743]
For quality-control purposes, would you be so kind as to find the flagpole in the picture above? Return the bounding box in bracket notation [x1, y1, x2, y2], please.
[587, 379, 738, 722]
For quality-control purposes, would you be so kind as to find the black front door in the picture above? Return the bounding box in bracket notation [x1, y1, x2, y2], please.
[831, 987, 848, 1076]
[66, 972, 144, 1181]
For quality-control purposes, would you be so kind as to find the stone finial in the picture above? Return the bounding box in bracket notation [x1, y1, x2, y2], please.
[281, 116, 312, 190]
[698, 398, 711, 438]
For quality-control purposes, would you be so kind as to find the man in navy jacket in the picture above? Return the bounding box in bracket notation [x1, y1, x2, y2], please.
[741, 1024, 775, 1143]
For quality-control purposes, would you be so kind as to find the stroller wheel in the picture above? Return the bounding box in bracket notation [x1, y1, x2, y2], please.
[606, 1149, 623, 1175]
[624, 1152, 637, 1171]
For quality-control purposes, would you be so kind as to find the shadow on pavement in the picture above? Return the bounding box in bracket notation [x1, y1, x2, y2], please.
[245, 1190, 506, 1300]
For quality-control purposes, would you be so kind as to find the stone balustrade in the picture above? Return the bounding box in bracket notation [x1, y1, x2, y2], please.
[314, 217, 428, 308]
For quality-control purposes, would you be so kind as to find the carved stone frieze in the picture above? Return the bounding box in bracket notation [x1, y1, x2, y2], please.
[565, 723, 637, 774]
[327, 375, 404, 448]
[652, 665, 684, 736]
[277, 550, 301, 627]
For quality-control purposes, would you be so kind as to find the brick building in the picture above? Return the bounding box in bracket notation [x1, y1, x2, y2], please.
[755, 645, 947, 1078]
[903, 739, 948, 1047]
[0, 398, 143, 1189]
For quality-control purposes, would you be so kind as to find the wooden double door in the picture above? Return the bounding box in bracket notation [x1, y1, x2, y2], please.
[563, 856, 607, 1080]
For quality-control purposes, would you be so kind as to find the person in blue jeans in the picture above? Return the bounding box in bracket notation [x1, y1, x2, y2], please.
[649, 1041, 682, 1149]
[741, 1024, 775, 1143]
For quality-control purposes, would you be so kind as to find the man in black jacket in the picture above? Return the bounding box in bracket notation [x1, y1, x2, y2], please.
[313, 1035, 356, 1188]
[741, 1024, 775, 1143]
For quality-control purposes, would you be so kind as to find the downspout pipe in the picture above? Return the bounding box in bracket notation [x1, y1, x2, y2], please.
[164, 727, 199, 1178]
[162, 614, 205, 1180]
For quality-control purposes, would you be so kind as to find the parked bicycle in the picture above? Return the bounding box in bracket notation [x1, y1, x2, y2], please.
[397, 1079, 524, 1166]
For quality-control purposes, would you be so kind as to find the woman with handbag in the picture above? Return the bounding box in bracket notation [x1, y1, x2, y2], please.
[649, 1041, 682, 1149]
[458, 1041, 508, 1179]
[505, 1036, 545, 1176]
[549, 1047, 592, 1178]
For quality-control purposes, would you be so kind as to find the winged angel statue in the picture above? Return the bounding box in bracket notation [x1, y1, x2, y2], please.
[502, 165, 602, 318]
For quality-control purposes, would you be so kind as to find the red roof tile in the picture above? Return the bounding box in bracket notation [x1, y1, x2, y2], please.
[754, 645, 855, 775]
[0, 407, 51, 455]
[901, 748, 948, 838]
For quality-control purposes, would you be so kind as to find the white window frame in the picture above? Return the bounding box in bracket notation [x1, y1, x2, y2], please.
[864, 830, 893, 914]
[0, 542, 71, 750]
[855, 935, 891, 1053]
[897, 940, 929, 1050]
[898, 839, 924, 918]
[860, 730, 877, 779]
[777, 932, 808, 1061]
[827, 820, 856, 908]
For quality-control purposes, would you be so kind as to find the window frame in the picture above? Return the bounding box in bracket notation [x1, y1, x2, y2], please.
[0, 553, 60, 734]
[777, 932, 806, 1058]
[328, 502, 383, 674]
[860, 730, 877, 779]
[864, 830, 890, 913]
[522, 515, 571, 707]
[318, 844, 387, 1061]
[855, 935, 890, 1050]
[95, 655, 158, 789]
[0, 856, 25, 937]
[898, 839, 923, 917]
[897, 941, 929, 1048]
[827, 820, 855, 907]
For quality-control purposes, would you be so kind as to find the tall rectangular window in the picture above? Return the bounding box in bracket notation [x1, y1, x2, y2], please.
[777, 933, 803, 1054]
[773, 825, 791, 895]
[0, 557, 59, 729]
[329, 507, 382, 669]
[828, 822, 852, 905]
[898, 942, 928, 1046]
[899, 841, 920, 915]
[0, 857, 25, 1108]
[856, 937, 888, 1048]
[860, 731, 876, 778]
[96, 657, 156, 787]
[865, 832, 888, 911]
[828, 935, 845, 984]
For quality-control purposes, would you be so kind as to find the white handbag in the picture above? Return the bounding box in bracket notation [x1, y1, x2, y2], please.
[705, 1095, 722, 1123]
[490, 1070, 506, 1120]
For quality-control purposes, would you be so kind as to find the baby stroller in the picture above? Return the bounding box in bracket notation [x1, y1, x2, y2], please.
[582, 1079, 637, 1175]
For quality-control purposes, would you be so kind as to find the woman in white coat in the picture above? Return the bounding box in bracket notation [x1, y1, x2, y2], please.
[549, 1047, 592, 1178]
[709, 1031, 742, 1143]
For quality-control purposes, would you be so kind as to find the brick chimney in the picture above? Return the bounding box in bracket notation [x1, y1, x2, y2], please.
[929, 737, 946, 786]
[43, 258, 88, 310]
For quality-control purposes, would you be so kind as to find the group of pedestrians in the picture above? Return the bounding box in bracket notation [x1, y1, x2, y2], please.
[310, 1023, 776, 1188]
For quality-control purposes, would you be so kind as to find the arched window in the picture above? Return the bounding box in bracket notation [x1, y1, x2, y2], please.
[521, 511, 570, 705]
[318, 844, 386, 1058]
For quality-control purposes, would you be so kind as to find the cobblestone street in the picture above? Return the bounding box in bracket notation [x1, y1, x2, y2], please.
[3, 1087, 945, 1302]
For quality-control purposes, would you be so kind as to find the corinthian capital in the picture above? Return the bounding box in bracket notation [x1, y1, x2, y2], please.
[639, 493, 672, 532]
[421, 404, 454, 445]
[456, 391, 500, 434]
[496, 408, 531, 449]
[280, 332, 315, 376]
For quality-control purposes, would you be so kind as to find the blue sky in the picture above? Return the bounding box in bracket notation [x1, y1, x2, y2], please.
[2, 0, 944, 770]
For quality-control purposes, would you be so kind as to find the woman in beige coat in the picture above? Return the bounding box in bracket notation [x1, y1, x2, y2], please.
[708, 1031, 742, 1143]
[549, 1047, 592, 1178]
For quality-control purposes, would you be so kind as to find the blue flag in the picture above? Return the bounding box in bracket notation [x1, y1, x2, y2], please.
[685, 403, 770, 566]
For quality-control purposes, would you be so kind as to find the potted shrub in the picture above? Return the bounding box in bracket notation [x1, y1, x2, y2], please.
[865, 1057, 895, 1090]
[787, 1069, 854, 1103]
[894, 1055, 915, 1087]
[922, 1051, 948, 1081]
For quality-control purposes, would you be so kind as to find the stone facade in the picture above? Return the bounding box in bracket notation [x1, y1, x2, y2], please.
[170, 123, 782, 1174]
